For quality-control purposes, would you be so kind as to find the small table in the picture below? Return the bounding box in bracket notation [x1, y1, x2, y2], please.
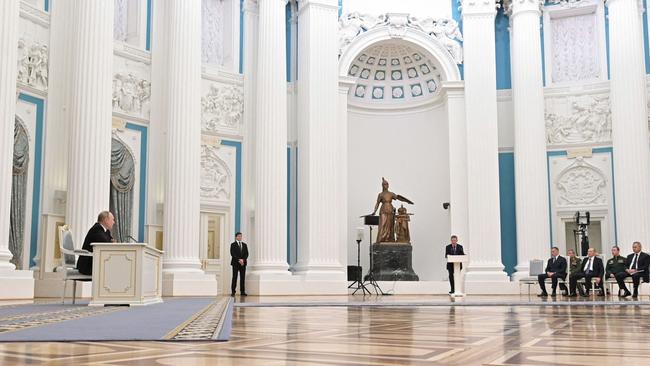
[447, 255, 469, 297]
[89, 243, 163, 306]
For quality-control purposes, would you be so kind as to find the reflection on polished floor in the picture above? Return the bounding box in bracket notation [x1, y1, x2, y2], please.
[1, 296, 650, 365]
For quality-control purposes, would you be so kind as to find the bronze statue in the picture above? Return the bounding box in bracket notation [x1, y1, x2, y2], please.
[395, 205, 413, 243]
[370, 178, 413, 243]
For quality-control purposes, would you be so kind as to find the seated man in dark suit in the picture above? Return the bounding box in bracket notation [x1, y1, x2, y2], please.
[569, 248, 604, 297]
[538, 247, 567, 297]
[445, 235, 464, 295]
[76, 211, 115, 275]
[615, 241, 650, 298]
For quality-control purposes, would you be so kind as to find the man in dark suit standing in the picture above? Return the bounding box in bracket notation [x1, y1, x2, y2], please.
[537, 247, 567, 297]
[445, 235, 464, 294]
[76, 211, 115, 275]
[568, 247, 604, 297]
[230, 232, 249, 296]
[615, 241, 650, 298]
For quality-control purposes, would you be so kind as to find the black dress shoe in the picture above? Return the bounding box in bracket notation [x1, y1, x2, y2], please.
[231, 293, 235, 297]
[550, 292, 557, 297]
[568, 293, 577, 297]
[632, 293, 638, 298]
[449, 291, 454, 295]
[621, 291, 632, 298]
[538, 293, 548, 297]
[241, 293, 248, 296]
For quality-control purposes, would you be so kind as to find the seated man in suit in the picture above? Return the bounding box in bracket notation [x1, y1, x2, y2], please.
[569, 248, 604, 297]
[445, 235, 464, 295]
[615, 241, 650, 298]
[538, 247, 567, 297]
[76, 211, 115, 275]
[230, 232, 249, 296]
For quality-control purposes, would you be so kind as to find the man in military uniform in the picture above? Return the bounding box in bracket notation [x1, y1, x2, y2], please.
[562, 249, 581, 296]
[606, 246, 627, 296]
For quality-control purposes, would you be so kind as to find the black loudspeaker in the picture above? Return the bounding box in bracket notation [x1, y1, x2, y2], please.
[347, 265, 362, 282]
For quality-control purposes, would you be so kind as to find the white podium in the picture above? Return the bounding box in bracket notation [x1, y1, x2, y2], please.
[89, 243, 163, 306]
[447, 255, 469, 297]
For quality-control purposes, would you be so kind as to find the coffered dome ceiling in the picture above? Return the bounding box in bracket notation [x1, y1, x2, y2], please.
[346, 41, 444, 108]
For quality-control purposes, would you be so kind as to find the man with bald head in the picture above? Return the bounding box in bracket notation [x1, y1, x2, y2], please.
[569, 248, 604, 297]
[615, 242, 650, 298]
[76, 211, 115, 275]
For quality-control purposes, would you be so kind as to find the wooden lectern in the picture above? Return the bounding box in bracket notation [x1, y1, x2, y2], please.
[89, 243, 163, 306]
[446, 254, 468, 297]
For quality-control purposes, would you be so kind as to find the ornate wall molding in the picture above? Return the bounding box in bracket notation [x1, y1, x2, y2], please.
[113, 42, 152, 65]
[555, 157, 607, 207]
[200, 144, 232, 201]
[545, 95, 611, 145]
[112, 72, 151, 117]
[201, 84, 244, 134]
[17, 38, 48, 91]
[19, 1, 50, 28]
[202, 0, 225, 65]
[338, 13, 464, 64]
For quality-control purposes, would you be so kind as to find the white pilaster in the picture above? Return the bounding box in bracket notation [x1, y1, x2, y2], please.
[508, 0, 551, 280]
[461, 0, 508, 282]
[338, 77, 355, 274]
[0, 0, 34, 299]
[158, 0, 217, 296]
[66, 1, 114, 250]
[442, 81, 469, 244]
[606, 0, 650, 248]
[241, 0, 259, 247]
[293, 0, 346, 289]
[248, 0, 292, 292]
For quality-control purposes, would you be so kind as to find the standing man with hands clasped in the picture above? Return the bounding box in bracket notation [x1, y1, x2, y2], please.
[445, 235, 464, 295]
[230, 232, 249, 297]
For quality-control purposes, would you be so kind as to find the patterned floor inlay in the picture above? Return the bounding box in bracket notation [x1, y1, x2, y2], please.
[165, 298, 230, 341]
[1, 297, 649, 365]
[0, 306, 122, 334]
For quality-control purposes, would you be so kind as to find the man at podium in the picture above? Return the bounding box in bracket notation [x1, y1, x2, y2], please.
[77, 211, 115, 275]
[445, 235, 464, 294]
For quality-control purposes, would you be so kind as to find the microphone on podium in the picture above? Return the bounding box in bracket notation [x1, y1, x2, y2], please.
[126, 235, 138, 243]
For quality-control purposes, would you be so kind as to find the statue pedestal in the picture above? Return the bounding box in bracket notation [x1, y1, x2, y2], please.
[368, 242, 419, 281]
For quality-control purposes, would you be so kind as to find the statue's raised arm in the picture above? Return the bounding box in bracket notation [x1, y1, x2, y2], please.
[396, 194, 414, 205]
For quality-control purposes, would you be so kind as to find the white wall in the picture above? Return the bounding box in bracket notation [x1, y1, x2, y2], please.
[347, 106, 451, 281]
[342, 0, 452, 18]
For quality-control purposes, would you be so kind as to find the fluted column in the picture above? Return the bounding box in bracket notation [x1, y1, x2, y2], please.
[462, 0, 508, 282]
[249, 0, 290, 275]
[607, 0, 650, 247]
[508, 0, 551, 279]
[160, 0, 202, 272]
[0, 0, 21, 270]
[241, 0, 259, 246]
[338, 78, 354, 270]
[293, 0, 345, 282]
[442, 81, 469, 244]
[66, 1, 113, 248]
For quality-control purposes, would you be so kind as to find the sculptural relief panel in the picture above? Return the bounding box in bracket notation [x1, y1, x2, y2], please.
[549, 153, 613, 210]
[112, 72, 151, 118]
[549, 11, 600, 83]
[544, 93, 611, 145]
[200, 141, 235, 203]
[202, 0, 225, 65]
[201, 83, 244, 135]
[16, 38, 48, 91]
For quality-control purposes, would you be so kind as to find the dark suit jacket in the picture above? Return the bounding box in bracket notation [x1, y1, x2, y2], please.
[626, 252, 650, 281]
[544, 256, 567, 278]
[445, 244, 464, 270]
[578, 256, 604, 277]
[230, 241, 249, 267]
[76, 223, 113, 275]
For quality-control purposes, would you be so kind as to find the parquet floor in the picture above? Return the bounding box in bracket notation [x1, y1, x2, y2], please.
[1, 297, 649, 365]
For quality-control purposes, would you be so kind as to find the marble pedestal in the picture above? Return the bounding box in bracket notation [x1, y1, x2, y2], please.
[368, 243, 419, 281]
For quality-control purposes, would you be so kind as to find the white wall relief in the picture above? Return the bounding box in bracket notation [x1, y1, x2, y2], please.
[555, 157, 607, 207]
[200, 144, 232, 201]
[112, 72, 151, 116]
[545, 95, 611, 144]
[17, 38, 48, 90]
[202, 0, 225, 65]
[201, 84, 243, 134]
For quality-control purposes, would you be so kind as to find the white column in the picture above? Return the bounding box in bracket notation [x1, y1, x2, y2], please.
[462, 0, 508, 282]
[248, 0, 291, 279]
[0, 0, 33, 299]
[607, 0, 650, 248]
[293, 0, 345, 288]
[338, 78, 355, 274]
[241, 0, 259, 247]
[66, 1, 114, 249]
[442, 81, 469, 244]
[508, 0, 551, 279]
[158, 0, 217, 295]
[0, 0, 21, 272]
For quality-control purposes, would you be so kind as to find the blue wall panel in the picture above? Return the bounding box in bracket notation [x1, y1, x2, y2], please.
[498, 152, 517, 276]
